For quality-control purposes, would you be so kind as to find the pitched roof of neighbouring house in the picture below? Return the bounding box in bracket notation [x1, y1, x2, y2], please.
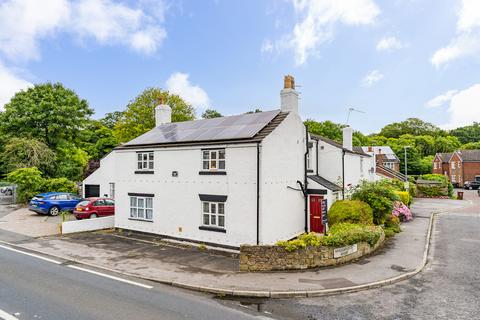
[310, 135, 371, 157]
[116, 110, 288, 149]
[308, 175, 342, 191]
[457, 150, 480, 162]
[436, 152, 452, 163]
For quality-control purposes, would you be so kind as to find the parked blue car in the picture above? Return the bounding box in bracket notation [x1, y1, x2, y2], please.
[29, 192, 83, 216]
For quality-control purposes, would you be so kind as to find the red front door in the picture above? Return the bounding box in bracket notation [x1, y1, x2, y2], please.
[309, 195, 324, 233]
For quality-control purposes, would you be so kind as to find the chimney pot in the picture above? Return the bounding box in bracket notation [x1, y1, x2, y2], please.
[155, 100, 171, 126]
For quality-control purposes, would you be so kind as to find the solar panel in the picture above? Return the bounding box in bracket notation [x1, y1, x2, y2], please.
[124, 109, 280, 146]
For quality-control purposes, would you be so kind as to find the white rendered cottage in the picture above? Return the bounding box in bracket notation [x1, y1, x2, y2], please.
[83, 76, 374, 248]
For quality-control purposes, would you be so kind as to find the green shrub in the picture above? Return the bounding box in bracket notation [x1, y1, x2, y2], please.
[384, 228, 396, 238]
[6, 167, 44, 202]
[384, 215, 401, 234]
[328, 200, 373, 226]
[419, 174, 448, 185]
[351, 181, 400, 225]
[42, 178, 77, 193]
[394, 191, 411, 206]
[277, 238, 310, 252]
[297, 232, 323, 247]
[323, 223, 383, 247]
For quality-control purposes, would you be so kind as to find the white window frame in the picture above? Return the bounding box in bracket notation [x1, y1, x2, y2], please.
[202, 149, 226, 171]
[130, 196, 153, 221]
[109, 182, 115, 199]
[451, 174, 456, 182]
[137, 152, 154, 171]
[307, 152, 312, 170]
[201, 201, 225, 229]
[451, 161, 455, 169]
[384, 162, 394, 169]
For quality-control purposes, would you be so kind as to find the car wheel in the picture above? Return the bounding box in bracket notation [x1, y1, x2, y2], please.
[90, 213, 98, 219]
[49, 206, 60, 216]
[76, 216, 82, 220]
[469, 186, 473, 190]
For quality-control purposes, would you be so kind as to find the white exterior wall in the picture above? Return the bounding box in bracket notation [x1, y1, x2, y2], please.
[83, 152, 116, 198]
[114, 144, 258, 247]
[259, 113, 306, 244]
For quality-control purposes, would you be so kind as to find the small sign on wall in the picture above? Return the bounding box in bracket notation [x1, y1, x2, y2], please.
[333, 243, 358, 258]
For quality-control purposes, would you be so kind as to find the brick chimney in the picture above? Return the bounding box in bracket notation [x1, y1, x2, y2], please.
[280, 75, 299, 114]
[155, 96, 171, 126]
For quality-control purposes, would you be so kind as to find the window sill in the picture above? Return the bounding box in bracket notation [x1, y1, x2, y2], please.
[199, 171, 226, 175]
[128, 218, 153, 222]
[135, 171, 154, 174]
[199, 226, 226, 233]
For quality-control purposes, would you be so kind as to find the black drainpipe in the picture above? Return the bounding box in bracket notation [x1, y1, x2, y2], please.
[304, 125, 309, 233]
[316, 140, 319, 175]
[256, 142, 260, 245]
[342, 149, 346, 200]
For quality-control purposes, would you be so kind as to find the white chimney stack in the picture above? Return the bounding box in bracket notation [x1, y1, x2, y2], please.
[155, 97, 171, 126]
[280, 75, 299, 114]
[343, 126, 353, 151]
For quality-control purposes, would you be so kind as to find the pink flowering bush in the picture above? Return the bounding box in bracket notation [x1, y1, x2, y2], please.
[392, 201, 413, 221]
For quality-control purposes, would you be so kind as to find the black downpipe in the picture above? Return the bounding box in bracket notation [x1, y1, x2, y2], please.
[256, 142, 260, 245]
[316, 140, 319, 175]
[342, 149, 346, 200]
[304, 125, 309, 233]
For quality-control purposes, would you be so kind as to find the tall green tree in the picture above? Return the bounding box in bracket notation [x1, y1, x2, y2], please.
[450, 122, 480, 144]
[305, 120, 344, 141]
[113, 88, 195, 142]
[0, 83, 93, 149]
[0, 138, 56, 176]
[202, 109, 223, 119]
[379, 118, 444, 138]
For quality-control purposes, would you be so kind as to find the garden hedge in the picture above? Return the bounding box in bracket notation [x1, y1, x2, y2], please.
[328, 200, 373, 226]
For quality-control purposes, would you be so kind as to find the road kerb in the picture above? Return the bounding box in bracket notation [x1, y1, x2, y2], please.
[0, 209, 447, 299]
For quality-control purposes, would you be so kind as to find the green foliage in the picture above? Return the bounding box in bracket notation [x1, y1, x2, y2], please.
[6, 167, 44, 202]
[0, 138, 56, 175]
[55, 146, 89, 181]
[384, 215, 401, 236]
[305, 119, 344, 142]
[297, 232, 323, 247]
[328, 200, 373, 226]
[0, 83, 93, 149]
[79, 120, 118, 159]
[351, 181, 400, 225]
[113, 88, 196, 142]
[323, 223, 383, 247]
[394, 191, 411, 206]
[100, 111, 124, 129]
[419, 174, 449, 185]
[450, 122, 480, 144]
[202, 109, 223, 119]
[42, 178, 77, 193]
[461, 141, 480, 150]
[379, 118, 444, 138]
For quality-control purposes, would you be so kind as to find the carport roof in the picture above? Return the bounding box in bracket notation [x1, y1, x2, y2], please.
[308, 175, 342, 191]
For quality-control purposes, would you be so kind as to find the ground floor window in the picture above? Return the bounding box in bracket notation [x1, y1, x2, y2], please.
[202, 201, 225, 228]
[130, 196, 153, 221]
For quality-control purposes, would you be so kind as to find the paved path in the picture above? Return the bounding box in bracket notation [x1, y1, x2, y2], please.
[3, 197, 467, 297]
[246, 200, 480, 319]
[0, 242, 271, 320]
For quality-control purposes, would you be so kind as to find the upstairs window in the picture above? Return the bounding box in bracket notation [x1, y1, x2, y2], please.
[451, 162, 455, 169]
[137, 152, 154, 171]
[202, 149, 225, 171]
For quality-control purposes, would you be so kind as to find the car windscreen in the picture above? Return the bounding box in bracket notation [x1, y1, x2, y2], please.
[77, 200, 90, 207]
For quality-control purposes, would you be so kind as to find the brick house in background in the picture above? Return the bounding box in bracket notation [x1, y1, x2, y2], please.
[433, 150, 480, 187]
[362, 146, 401, 172]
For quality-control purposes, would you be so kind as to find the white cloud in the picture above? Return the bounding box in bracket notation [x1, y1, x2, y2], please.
[425, 89, 459, 108]
[261, 39, 274, 54]
[267, 0, 380, 65]
[166, 73, 210, 109]
[431, 0, 480, 67]
[0, 0, 167, 61]
[440, 84, 480, 129]
[362, 70, 383, 87]
[376, 36, 405, 51]
[0, 62, 33, 110]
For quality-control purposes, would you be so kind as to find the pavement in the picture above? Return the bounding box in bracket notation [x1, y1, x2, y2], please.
[1, 194, 472, 299]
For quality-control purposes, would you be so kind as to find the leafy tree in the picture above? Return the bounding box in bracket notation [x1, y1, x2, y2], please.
[113, 88, 195, 142]
[461, 141, 480, 150]
[0, 83, 93, 149]
[55, 145, 89, 181]
[79, 120, 118, 159]
[353, 131, 369, 147]
[434, 136, 461, 153]
[100, 111, 125, 129]
[202, 109, 223, 119]
[450, 122, 480, 144]
[0, 138, 56, 175]
[305, 120, 344, 141]
[414, 135, 435, 157]
[42, 178, 77, 193]
[246, 108, 262, 114]
[6, 167, 44, 202]
[379, 118, 444, 138]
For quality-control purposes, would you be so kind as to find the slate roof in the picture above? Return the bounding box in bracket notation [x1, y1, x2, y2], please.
[116, 110, 288, 149]
[436, 152, 452, 163]
[308, 175, 342, 191]
[457, 150, 480, 162]
[310, 134, 371, 157]
[362, 146, 399, 161]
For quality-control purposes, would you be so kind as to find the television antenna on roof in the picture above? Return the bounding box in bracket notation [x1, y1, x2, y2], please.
[346, 107, 366, 125]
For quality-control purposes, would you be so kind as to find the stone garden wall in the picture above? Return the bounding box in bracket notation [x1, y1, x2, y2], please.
[239, 232, 385, 272]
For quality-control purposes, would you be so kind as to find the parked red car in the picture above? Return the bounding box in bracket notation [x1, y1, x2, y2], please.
[73, 198, 115, 220]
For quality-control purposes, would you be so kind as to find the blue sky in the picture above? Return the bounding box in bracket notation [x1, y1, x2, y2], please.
[0, 0, 479, 133]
